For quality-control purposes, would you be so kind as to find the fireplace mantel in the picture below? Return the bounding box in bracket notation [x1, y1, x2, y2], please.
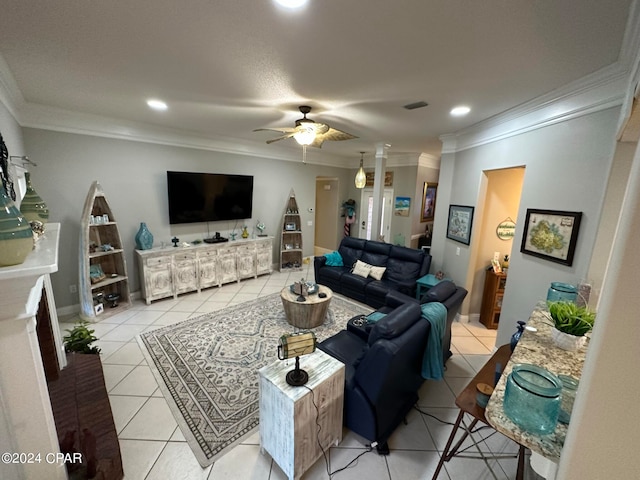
[0, 223, 67, 480]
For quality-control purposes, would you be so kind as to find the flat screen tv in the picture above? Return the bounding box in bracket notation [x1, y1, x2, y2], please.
[167, 171, 253, 224]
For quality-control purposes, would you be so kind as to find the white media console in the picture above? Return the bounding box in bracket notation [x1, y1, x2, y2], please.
[135, 236, 274, 304]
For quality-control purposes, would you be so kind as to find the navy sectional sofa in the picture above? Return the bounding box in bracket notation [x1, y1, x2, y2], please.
[313, 237, 431, 308]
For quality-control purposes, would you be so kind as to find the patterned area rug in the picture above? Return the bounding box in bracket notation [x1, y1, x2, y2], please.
[137, 292, 369, 467]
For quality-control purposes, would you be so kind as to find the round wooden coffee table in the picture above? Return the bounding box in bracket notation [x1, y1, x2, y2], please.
[280, 285, 333, 329]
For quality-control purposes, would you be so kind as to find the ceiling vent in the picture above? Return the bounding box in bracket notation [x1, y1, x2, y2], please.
[403, 101, 429, 110]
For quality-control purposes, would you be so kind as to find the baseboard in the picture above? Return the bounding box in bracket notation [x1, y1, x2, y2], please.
[57, 290, 142, 320]
[468, 313, 480, 323]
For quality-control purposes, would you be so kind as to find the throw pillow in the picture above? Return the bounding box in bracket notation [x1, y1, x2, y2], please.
[369, 265, 386, 280]
[324, 251, 344, 267]
[352, 259, 373, 278]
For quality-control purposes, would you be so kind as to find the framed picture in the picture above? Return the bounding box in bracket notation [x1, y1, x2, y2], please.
[365, 171, 394, 187]
[284, 223, 297, 231]
[421, 182, 438, 222]
[520, 209, 582, 266]
[394, 196, 411, 216]
[446, 205, 475, 245]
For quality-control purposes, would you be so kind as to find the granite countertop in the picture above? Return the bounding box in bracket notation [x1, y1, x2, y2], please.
[485, 303, 588, 459]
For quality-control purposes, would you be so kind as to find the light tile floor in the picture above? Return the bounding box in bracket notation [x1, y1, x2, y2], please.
[60, 263, 536, 479]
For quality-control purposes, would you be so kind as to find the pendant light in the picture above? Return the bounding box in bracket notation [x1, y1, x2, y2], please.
[355, 152, 366, 189]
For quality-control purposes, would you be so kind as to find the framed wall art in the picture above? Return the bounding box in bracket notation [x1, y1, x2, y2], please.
[520, 209, 582, 266]
[394, 196, 411, 216]
[421, 182, 438, 222]
[446, 204, 475, 245]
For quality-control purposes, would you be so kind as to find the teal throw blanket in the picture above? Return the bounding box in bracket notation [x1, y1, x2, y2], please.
[420, 302, 448, 380]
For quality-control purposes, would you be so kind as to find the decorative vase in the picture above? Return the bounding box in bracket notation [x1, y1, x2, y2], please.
[135, 222, 154, 250]
[0, 183, 35, 266]
[503, 364, 561, 435]
[19, 171, 49, 223]
[551, 327, 586, 351]
[241, 226, 249, 239]
[510, 321, 526, 352]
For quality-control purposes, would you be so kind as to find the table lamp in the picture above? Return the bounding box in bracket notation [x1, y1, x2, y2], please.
[277, 331, 317, 386]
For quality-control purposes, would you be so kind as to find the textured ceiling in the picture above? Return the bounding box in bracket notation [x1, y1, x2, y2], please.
[0, 0, 633, 159]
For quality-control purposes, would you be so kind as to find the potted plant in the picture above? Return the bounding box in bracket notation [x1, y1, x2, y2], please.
[63, 320, 101, 354]
[546, 301, 596, 351]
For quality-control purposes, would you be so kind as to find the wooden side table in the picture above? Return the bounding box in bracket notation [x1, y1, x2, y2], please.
[415, 273, 451, 300]
[280, 285, 333, 329]
[259, 349, 344, 480]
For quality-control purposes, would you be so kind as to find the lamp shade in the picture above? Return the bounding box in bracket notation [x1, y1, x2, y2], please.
[355, 152, 366, 188]
[294, 127, 316, 146]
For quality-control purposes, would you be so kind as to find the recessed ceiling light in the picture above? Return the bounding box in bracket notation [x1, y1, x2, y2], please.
[274, 0, 308, 8]
[450, 105, 471, 117]
[147, 99, 168, 111]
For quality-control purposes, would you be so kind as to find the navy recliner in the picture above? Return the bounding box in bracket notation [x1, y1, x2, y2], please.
[317, 281, 468, 450]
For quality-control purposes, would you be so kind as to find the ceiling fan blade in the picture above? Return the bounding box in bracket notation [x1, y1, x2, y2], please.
[253, 127, 297, 134]
[265, 132, 297, 144]
[318, 127, 358, 142]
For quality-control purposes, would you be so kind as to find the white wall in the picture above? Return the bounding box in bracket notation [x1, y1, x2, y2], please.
[557, 139, 640, 479]
[22, 128, 354, 309]
[435, 108, 619, 332]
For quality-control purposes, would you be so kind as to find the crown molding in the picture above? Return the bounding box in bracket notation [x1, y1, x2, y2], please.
[443, 63, 628, 153]
[16, 102, 352, 167]
[0, 54, 24, 121]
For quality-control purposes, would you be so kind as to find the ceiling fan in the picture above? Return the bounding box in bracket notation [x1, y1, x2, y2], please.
[254, 106, 357, 148]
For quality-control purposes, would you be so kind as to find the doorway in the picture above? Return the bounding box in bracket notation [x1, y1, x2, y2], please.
[468, 167, 525, 322]
[358, 187, 394, 242]
[314, 177, 340, 256]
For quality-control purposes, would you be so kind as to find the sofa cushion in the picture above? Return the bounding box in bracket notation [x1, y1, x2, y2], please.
[324, 250, 344, 267]
[365, 279, 394, 298]
[318, 265, 350, 283]
[318, 330, 369, 368]
[420, 280, 457, 304]
[342, 272, 374, 291]
[352, 260, 373, 278]
[361, 241, 391, 267]
[385, 247, 425, 283]
[368, 302, 422, 345]
[338, 237, 366, 267]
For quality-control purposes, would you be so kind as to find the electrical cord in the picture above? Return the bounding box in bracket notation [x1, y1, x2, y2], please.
[301, 384, 374, 479]
[413, 406, 491, 435]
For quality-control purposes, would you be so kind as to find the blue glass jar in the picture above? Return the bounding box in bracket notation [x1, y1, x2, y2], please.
[546, 282, 578, 303]
[503, 364, 561, 435]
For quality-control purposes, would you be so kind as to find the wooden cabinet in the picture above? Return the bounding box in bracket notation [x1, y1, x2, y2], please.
[217, 247, 239, 285]
[280, 190, 303, 272]
[136, 237, 273, 304]
[256, 239, 273, 276]
[172, 252, 197, 295]
[480, 269, 507, 329]
[79, 181, 131, 321]
[144, 256, 173, 303]
[236, 245, 257, 280]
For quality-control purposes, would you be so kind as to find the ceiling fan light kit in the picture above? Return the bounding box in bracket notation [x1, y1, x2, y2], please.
[254, 105, 357, 148]
[355, 152, 366, 189]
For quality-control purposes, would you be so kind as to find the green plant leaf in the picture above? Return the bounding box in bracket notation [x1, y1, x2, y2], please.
[547, 301, 595, 336]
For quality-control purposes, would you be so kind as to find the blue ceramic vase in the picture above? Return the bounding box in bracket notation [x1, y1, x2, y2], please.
[135, 222, 154, 250]
[510, 321, 526, 352]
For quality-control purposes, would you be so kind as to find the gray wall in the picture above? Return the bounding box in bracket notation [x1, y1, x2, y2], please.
[22, 128, 353, 308]
[432, 107, 620, 346]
